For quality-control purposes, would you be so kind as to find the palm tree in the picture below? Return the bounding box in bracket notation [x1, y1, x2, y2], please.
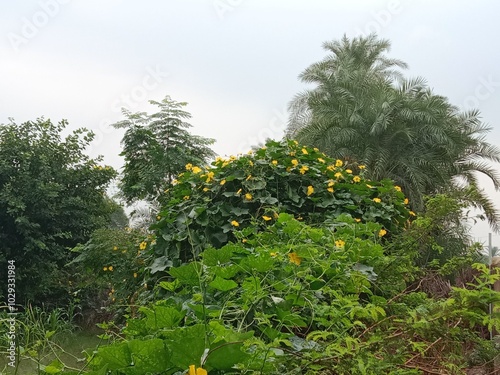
[287, 34, 500, 230]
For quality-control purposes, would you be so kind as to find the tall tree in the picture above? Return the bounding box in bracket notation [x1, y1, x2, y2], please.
[0, 118, 117, 304]
[113, 96, 216, 204]
[287, 35, 500, 229]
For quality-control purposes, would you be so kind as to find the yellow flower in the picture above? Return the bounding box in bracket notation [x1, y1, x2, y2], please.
[313, 147, 319, 152]
[404, 198, 409, 205]
[242, 238, 247, 243]
[247, 149, 253, 155]
[133, 273, 137, 278]
[205, 171, 215, 182]
[157, 215, 161, 220]
[373, 198, 381, 203]
[189, 365, 208, 375]
[379, 229, 387, 237]
[236, 188, 242, 195]
[103, 267, 108, 271]
[191, 166, 202, 174]
[355, 218, 361, 222]
[273, 212, 279, 219]
[262, 215, 272, 221]
[328, 180, 335, 187]
[306, 185, 314, 196]
[203, 187, 210, 192]
[327, 165, 335, 171]
[113, 246, 118, 251]
[248, 160, 254, 167]
[334, 172, 343, 179]
[366, 184, 373, 188]
[301, 148, 308, 155]
[245, 193, 252, 200]
[108, 266, 113, 271]
[335, 239, 345, 248]
[335, 159, 343, 167]
[122, 250, 127, 254]
[317, 158, 325, 163]
[358, 165, 366, 169]
[346, 169, 352, 174]
[409, 211, 416, 216]
[394, 186, 402, 192]
[215, 156, 223, 163]
[293, 140, 298, 145]
[299, 166, 309, 174]
[183, 195, 190, 200]
[231, 220, 239, 227]
[246, 174, 252, 181]
[270, 252, 278, 257]
[271, 160, 278, 166]
[220, 179, 226, 185]
[327, 187, 334, 193]
[288, 252, 302, 266]
[185, 163, 193, 170]
[139, 241, 147, 250]
[353, 176, 361, 183]
[291, 159, 299, 167]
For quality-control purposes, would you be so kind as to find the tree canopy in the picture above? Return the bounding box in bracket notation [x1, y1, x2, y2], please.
[0, 118, 117, 304]
[112, 96, 216, 204]
[287, 35, 500, 229]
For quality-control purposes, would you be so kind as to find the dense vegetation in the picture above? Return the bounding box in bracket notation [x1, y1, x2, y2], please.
[1, 35, 500, 374]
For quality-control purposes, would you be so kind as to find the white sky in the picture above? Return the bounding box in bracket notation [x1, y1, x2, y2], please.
[1, 0, 500, 244]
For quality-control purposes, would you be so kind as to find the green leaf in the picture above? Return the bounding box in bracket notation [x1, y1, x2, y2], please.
[169, 262, 202, 286]
[202, 245, 234, 266]
[205, 342, 250, 370]
[140, 305, 186, 330]
[164, 324, 207, 369]
[42, 359, 64, 374]
[126, 339, 170, 375]
[96, 342, 131, 370]
[209, 276, 238, 291]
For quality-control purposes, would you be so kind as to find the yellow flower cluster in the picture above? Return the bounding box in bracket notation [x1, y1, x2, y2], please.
[103, 266, 113, 272]
[379, 229, 387, 237]
[231, 220, 239, 227]
[306, 185, 314, 196]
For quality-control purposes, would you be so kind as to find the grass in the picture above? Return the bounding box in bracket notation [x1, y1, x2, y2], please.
[0, 329, 104, 375]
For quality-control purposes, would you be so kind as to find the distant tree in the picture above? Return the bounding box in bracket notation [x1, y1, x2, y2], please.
[287, 35, 500, 229]
[0, 118, 117, 304]
[112, 96, 216, 204]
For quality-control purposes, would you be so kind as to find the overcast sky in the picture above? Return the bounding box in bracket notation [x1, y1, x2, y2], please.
[1, 0, 499, 243]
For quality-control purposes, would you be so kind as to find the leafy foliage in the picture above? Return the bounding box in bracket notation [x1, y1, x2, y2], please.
[76, 215, 499, 374]
[152, 139, 410, 267]
[0, 118, 117, 304]
[112, 96, 216, 204]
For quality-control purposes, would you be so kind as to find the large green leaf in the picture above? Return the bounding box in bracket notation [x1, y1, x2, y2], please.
[164, 324, 207, 369]
[124, 339, 171, 375]
[209, 276, 238, 291]
[169, 262, 202, 286]
[96, 342, 131, 370]
[140, 305, 186, 330]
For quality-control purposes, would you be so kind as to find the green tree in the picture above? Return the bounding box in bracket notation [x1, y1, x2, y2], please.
[112, 95, 216, 204]
[0, 118, 117, 305]
[287, 35, 500, 228]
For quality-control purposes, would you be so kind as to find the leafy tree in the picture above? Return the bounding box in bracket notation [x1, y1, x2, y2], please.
[0, 118, 117, 305]
[112, 96, 216, 204]
[287, 34, 500, 228]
